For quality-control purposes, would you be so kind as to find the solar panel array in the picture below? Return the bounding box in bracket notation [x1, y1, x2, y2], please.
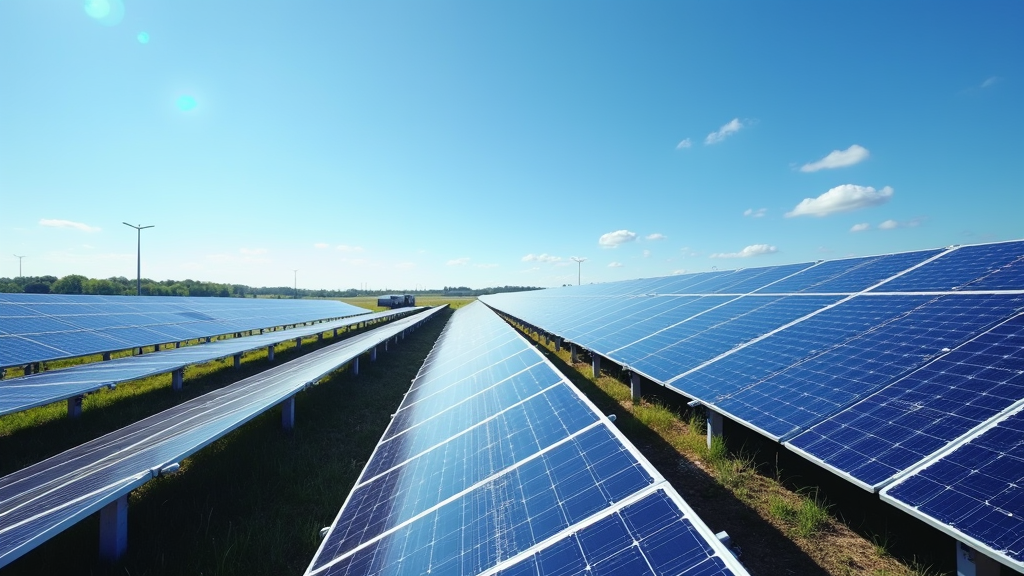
[0, 307, 422, 417]
[0, 294, 369, 368]
[0, 306, 445, 570]
[306, 302, 747, 576]
[479, 240, 1024, 569]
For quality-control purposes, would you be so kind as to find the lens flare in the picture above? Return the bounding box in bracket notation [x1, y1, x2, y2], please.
[176, 96, 197, 111]
[83, 0, 124, 26]
[137, 32, 150, 44]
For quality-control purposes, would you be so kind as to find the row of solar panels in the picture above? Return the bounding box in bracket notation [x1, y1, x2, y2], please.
[0, 294, 369, 367]
[0, 307, 423, 417]
[0, 306, 446, 570]
[479, 239, 1024, 571]
[306, 302, 748, 576]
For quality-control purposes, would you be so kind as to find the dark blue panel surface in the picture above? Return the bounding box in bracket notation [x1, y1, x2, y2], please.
[874, 241, 1024, 292]
[755, 249, 943, 294]
[883, 408, 1024, 564]
[789, 313, 1024, 488]
[705, 294, 1024, 439]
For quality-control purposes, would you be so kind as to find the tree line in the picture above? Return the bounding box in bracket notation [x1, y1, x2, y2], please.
[0, 275, 540, 298]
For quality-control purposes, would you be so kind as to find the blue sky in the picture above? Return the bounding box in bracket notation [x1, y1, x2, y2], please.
[1, 1, 1021, 290]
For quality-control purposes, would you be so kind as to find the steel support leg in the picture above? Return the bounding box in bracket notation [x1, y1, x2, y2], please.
[172, 368, 184, 392]
[102, 352, 111, 360]
[233, 354, 241, 368]
[294, 337, 301, 348]
[956, 542, 1001, 576]
[99, 494, 128, 562]
[707, 408, 723, 449]
[281, 396, 295, 432]
[68, 395, 83, 418]
[630, 372, 642, 402]
[555, 337, 562, 352]
[571, 344, 578, 363]
[592, 353, 601, 378]
[267, 345, 275, 362]
[371, 346, 377, 361]
[353, 356, 360, 376]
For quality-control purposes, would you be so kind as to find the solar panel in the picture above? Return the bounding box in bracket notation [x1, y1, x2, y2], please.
[0, 306, 444, 569]
[305, 302, 747, 576]
[880, 403, 1024, 572]
[788, 313, 1024, 490]
[0, 294, 370, 367]
[872, 240, 1024, 292]
[0, 308, 423, 417]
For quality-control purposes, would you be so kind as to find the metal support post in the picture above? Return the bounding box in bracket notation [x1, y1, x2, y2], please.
[102, 352, 111, 361]
[68, 395, 83, 418]
[267, 345, 275, 361]
[571, 344, 578, 363]
[956, 542, 1001, 576]
[592, 353, 601, 378]
[99, 494, 128, 562]
[401, 329, 405, 340]
[630, 372, 642, 402]
[555, 337, 562, 352]
[317, 333, 323, 342]
[233, 354, 241, 368]
[353, 356, 360, 376]
[371, 346, 377, 361]
[384, 339, 389, 352]
[281, 396, 295, 431]
[707, 408, 723, 449]
[171, 368, 184, 391]
[175, 342, 180, 349]
[294, 337, 301, 348]
[333, 328, 338, 337]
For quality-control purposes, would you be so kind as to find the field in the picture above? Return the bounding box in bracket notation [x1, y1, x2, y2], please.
[1, 300, 953, 576]
[336, 294, 476, 312]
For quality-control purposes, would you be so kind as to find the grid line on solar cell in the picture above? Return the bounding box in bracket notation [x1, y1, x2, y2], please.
[880, 403, 1024, 570]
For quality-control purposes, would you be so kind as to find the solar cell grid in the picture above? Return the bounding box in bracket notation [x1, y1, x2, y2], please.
[873, 240, 1024, 292]
[788, 313, 1024, 490]
[881, 405, 1024, 569]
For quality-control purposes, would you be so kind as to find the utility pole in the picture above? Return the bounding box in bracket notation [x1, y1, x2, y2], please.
[122, 223, 154, 296]
[13, 254, 24, 277]
[293, 269, 298, 299]
[571, 256, 587, 286]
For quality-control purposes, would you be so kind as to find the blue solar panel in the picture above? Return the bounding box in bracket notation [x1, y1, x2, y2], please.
[306, 303, 747, 576]
[0, 294, 369, 367]
[0, 308, 422, 417]
[873, 240, 1024, 292]
[700, 294, 1024, 440]
[788, 313, 1024, 490]
[881, 406, 1024, 570]
[496, 489, 734, 576]
[755, 249, 944, 294]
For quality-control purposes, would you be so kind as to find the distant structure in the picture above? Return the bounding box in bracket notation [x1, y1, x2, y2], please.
[377, 294, 416, 309]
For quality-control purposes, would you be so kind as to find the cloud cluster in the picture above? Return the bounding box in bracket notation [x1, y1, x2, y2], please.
[645, 233, 666, 241]
[446, 257, 470, 266]
[522, 253, 562, 263]
[850, 223, 870, 232]
[676, 138, 692, 149]
[785, 184, 893, 217]
[850, 218, 924, 232]
[599, 230, 637, 248]
[40, 219, 101, 232]
[743, 208, 767, 218]
[710, 244, 778, 259]
[608, 262, 623, 268]
[705, 118, 745, 145]
[799, 145, 870, 172]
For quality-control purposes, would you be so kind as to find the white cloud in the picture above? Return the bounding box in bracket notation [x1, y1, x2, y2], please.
[676, 138, 692, 149]
[645, 233, 666, 241]
[877, 218, 924, 230]
[981, 76, 1001, 89]
[705, 118, 744, 145]
[521, 253, 562, 263]
[447, 257, 470, 266]
[313, 242, 329, 249]
[642, 250, 651, 258]
[785, 184, 893, 218]
[878, 219, 899, 230]
[743, 208, 767, 218]
[850, 223, 870, 232]
[239, 248, 268, 255]
[608, 262, 624, 268]
[336, 244, 364, 252]
[799, 145, 870, 172]
[598, 229, 637, 248]
[710, 244, 778, 259]
[39, 219, 101, 232]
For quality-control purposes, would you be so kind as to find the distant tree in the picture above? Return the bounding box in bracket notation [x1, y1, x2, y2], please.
[23, 282, 51, 293]
[51, 274, 88, 294]
[0, 281, 22, 293]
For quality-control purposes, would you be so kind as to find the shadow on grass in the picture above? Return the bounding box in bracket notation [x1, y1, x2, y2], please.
[1, 307, 453, 576]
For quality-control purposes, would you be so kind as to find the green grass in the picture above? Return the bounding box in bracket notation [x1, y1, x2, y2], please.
[795, 489, 832, 537]
[1, 308, 451, 575]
